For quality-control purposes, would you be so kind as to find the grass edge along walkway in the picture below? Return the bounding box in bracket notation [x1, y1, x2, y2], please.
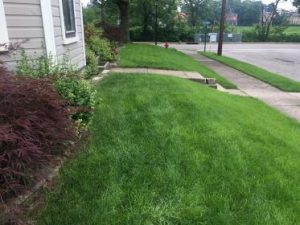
[120, 43, 237, 89]
[202, 52, 300, 92]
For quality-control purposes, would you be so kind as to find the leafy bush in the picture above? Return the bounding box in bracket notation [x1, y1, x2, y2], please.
[84, 23, 103, 40]
[84, 48, 99, 79]
[85, 23, 116, 62]
[16, 53, 96, 126]
[54, 76, 96, 126]
[0, 67, 76, 200]
[16, 51, 75, 78]
[87, 36, 115, 61]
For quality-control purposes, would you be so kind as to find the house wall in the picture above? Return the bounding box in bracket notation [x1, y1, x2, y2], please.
[288, 14, 300, 25]
[0, 0, 46, 70]
[0, 0, 86, 71]
[51, 0, 86, 69]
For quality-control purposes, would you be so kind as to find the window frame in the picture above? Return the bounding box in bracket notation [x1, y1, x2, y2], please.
[0, 0, 9, 52]
[59, 0, 78, 45]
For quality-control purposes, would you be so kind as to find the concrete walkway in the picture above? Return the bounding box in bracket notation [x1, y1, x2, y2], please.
[111, 68, 203, 79]
[178, 49, 300, 121]
[110, 67, 246, 96]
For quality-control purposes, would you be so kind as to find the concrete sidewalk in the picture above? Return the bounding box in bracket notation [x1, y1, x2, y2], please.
[110, 67, 246, 96]
[110, 68, 203, 79]
[179, 49, 300, 121]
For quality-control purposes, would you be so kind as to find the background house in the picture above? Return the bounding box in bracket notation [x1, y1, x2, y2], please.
[226, 12, 238, 26]
[287, 12, 300, 25]
[0, 0, 86, 70]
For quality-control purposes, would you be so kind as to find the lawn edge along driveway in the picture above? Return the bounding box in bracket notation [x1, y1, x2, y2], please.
[120, 43, 237, 89]
[201, 52, 300, 92]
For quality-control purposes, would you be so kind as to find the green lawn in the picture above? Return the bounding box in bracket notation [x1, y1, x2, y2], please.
[38, 74, 300, 225]
[284, 26, 300, 34]
[202, 52, 300, 92]
[120, 43, 236, 89]
[236, 26, 252, 33]
[236, 26, 300, 34]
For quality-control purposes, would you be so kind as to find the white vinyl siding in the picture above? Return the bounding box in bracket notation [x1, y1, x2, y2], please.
[0, 0, 9, 51]
[0, 0, 45, 69]
[0, 0, 85, 70]
[52, 0, 85, 69]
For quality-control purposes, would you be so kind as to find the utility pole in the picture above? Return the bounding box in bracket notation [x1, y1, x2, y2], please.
[154, 0, 158, 45]
[218, 0, 227, 56]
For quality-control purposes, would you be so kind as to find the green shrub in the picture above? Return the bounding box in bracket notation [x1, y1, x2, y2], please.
[88, 36, 115, 61]
[84, 23, 116, 62]
[54, 76, 96, 126]
[16, 52, 96, 127]
[16, 50, 76, 78]
[84, 48, 99, 79]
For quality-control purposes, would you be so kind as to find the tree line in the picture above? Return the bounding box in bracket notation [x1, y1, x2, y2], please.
[84, 0, 300, 43]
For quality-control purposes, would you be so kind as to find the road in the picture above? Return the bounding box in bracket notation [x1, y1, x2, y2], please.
[168, 43, 300, 82]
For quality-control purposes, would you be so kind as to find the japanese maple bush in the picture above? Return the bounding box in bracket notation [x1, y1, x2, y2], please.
[0, 66, 76, 200]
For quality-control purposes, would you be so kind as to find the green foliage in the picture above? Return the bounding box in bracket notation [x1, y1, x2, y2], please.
[38, 74, 300, 224]
[16, 52, 96, 126]
[88, 36, 115, 61]
[84, 23, 103, 40]
[202, 52, 300, 92]
[236, 0, 261, 26]
[84, 48, 99, 79]
[241, 25, 300, 42]
[54, 76, 96, 125]
[130, 0, 184, 41]
[16, 50, 76, 78]
[181, 0, 214, 27]
[85, 23, 116, 62]
[83, 5, 101, 25]
[120, 43, 236, 89]
[293, 0, 300, 12]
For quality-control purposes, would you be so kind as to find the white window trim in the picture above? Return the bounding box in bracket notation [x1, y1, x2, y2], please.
[79, 0, 86, 66]
[59, 0, 79, 45]
[0, 0, 9, 52]
[40, 0, 57, 57]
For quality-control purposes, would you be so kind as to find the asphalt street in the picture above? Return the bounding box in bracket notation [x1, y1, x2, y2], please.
[168, 43, 300, 82]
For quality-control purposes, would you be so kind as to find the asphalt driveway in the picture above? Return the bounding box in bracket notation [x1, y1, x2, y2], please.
[168, 43, 300, 82]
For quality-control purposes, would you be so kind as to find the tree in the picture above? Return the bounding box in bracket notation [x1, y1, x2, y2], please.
[129, 0, 179, 41]
[293, 0, 300, 12]
[113, 0, 130, 43]
[236, 0, 261, 26]
[130, 0, 155, 40]
[259, 0, 282, 40]
[91, 0, 129, 43]
[181, 0, 213, 27]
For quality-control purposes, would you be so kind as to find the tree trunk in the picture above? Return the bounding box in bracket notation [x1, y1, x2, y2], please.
[142, 2, 149, 39]
[265, 0, 280, 40]
[116, 1, 130, 43]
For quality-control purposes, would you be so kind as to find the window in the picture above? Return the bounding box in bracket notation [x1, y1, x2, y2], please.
[60, 0, 78, 44]
[0, 0, 9, 51]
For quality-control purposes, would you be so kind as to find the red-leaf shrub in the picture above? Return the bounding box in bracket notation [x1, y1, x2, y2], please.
[0, 67, 76, 201]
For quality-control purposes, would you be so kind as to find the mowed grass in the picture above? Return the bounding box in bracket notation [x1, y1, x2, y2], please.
[236, 26, 300, 34]
[120, 43, 236, 89]
[38, 74, 300, 225]
[202, 52, 300, 92]
[284, 26, 300, 34]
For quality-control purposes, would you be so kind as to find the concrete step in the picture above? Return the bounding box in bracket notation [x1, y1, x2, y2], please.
[188, 78, 207, 84]
[205, 78, 217, 85]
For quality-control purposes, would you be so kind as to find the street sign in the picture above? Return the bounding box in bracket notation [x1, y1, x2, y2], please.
[203, 21, 211, 26]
